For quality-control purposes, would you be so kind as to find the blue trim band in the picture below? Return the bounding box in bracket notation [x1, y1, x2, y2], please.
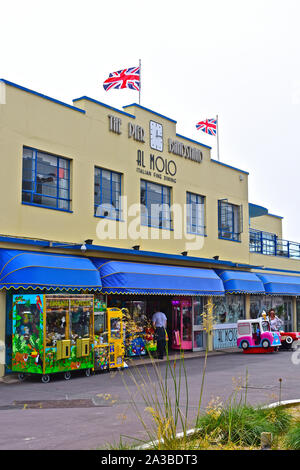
[0, 79, 86, 114]
[268, 213, 284, 220]
[22, 202, 73, 214]
[73, 96, 136, 118]
[123, 103, 177, 123]
[176, 133, 212, 149]
[211, 159, 249, 175]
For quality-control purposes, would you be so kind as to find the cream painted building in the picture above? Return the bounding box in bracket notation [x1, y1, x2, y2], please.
[0, 79, 299, 378]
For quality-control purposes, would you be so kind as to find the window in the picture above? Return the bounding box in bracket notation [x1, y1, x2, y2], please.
[250, 295, 293, 331]
[22, 147, 71, 211]
[262, 232, 276, 255]
[140, 180, 172, 229]
[214, 294, 245, 324]
[94, 168, 122, 220]
[218, 200, 242, 241]
[186, 192, 205, 235]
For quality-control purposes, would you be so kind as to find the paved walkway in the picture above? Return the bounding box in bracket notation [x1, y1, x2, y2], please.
[1, 348, 299, 449]
[0, 347, 236, 384]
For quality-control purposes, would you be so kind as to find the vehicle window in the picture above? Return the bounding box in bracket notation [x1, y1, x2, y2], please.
[238, 324, 250, 336]
[262, 321, 270, 332]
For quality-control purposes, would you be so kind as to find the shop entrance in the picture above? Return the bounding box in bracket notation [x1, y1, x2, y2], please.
[171, 298, 193, 350]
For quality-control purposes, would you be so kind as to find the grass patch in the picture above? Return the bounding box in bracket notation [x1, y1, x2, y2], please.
[284, 421, 300, 450]
[196, 403, 291, 447]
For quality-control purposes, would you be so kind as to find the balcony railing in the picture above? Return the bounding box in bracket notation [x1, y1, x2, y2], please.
[249, 228, 300, 260]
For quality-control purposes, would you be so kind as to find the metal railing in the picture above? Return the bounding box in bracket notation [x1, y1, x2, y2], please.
[249, 228, 300, 260]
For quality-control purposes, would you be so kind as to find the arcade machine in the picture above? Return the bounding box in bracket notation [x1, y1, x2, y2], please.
[11, 294, 125, 382]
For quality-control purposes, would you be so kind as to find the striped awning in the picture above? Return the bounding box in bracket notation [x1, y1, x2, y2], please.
[255, 272, 300, 296]
[215, 270, 266, 294]
[91, 259, 225, 296]
[0, 249, 102, 291]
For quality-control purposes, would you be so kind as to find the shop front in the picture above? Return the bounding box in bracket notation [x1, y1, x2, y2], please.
[253, 272, 300, 331]
[91, 258, 225, 355]
[106, 294, 207, 354]
[212, 270, 266, 350]
[2, 248, 124, 380]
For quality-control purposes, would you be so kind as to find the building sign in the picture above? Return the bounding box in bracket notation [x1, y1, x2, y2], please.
[168, 138, 203, 163]
[136, 150, 177, 183]
[128, 123, 145, 142]
[213, 326, 238, 349]
[108, 115, 122, 134]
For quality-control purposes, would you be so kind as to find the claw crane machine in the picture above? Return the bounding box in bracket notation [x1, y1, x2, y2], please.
[11, 294, 94, 383]
[11, 293, 125, 383]
[93, 300, 125, 371]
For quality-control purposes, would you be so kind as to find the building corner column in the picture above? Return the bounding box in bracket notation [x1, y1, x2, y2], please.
[292, 297, 297, 331]
[0, 291, 6, 378]
[245, 294, 251, 319]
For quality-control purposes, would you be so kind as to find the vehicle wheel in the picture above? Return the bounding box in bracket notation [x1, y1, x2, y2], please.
[283, 337, 293, 350]
[262, 340, 270, 349]
[64, 371, 71, 380]
[18, 373, 26, 382]
[85, 368, 91, 377]
[41, 374, 50, 384]
[241, 341, 249, 350]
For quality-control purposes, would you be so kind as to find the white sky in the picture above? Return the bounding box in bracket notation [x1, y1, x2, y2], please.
[0, 0, 299, 240]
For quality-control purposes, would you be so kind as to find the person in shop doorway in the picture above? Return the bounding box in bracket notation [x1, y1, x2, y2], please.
[152, 310, 167, 360]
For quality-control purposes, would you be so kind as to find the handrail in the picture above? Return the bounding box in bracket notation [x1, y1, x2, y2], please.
[249, 228, 300, 259]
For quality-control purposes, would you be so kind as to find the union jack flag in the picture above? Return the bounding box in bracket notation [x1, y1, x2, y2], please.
[103, 66, 140, 91]
[196, 118, 217, 136]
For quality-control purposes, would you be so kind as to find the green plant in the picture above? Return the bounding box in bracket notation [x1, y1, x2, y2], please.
[120, 346, 191, 450]
[196, 403, 291, 447]
[285, 421, 300, 450]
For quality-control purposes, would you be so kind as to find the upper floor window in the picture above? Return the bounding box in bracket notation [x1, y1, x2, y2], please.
[94, 167, 122, 220]
[218, 200, 242, 241]
[186, 192, 205, 236]
[22, 147, 71, 211]
[249, 229, 276, 255]
[140, 180, 172, 230]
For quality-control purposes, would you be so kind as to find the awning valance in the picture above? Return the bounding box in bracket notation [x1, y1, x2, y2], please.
[215, 270, 266, 294]
[0, 249, 102, 291]
[91, 259, 225, 296]
[255, 272, 300, 296]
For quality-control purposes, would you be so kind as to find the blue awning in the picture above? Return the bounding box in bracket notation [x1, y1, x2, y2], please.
[0, 249, 102, 291]
[255, 272, 300, 295]
[215, 270, 266, 294]
[90, 259, 225, 296]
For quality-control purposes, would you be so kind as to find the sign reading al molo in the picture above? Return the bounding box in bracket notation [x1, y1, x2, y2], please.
[136, 150, 177, 184]
[168, 138, 203, 164]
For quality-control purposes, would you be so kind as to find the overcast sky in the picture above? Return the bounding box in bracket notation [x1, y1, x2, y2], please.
[1, 0, 299, 240]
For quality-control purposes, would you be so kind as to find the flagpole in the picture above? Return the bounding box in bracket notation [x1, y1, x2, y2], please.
[216, 114, 220, 161]
[139, 59, 141, 105]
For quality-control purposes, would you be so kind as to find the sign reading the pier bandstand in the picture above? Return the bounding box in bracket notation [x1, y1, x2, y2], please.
[168, 138, 203, 164]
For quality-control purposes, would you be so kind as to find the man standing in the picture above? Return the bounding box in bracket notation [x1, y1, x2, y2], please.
[152, 310, 167, 360]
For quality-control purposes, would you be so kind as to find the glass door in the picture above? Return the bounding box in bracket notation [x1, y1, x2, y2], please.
[181, 299, 192, 350]
[171, 298, 192, 350]
[192, 297, 205, 351]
